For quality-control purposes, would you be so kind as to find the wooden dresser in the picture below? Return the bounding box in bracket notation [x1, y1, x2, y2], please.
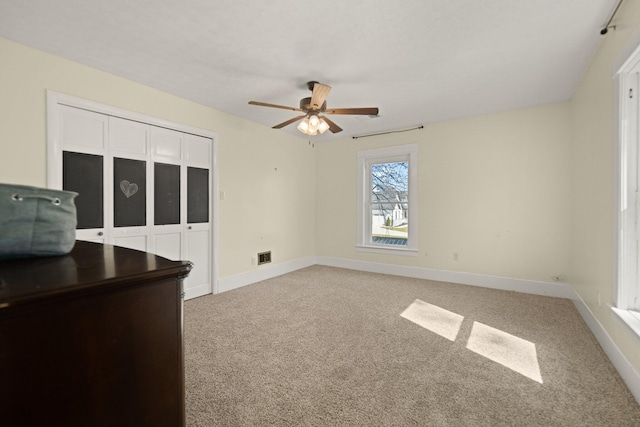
[0, 241, 192, 427]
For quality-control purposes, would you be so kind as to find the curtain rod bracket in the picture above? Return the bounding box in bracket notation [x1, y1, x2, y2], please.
[601, 25, 616, 35]
[601, 0, 624, 35]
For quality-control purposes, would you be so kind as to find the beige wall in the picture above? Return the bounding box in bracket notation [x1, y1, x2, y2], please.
[0, 37, 316, 279]
[316, 103, 572, 283]
[570, 1, 640, 373]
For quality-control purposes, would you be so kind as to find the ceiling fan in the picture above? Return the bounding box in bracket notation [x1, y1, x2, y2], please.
[248, 81, 379, 136]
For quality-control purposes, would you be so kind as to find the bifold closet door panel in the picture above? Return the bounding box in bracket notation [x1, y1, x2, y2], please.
[152, 162, 183, 261]
[109, 117, 152, 253]
[58, 106, 109, 243]
[112, 156, 149, 253]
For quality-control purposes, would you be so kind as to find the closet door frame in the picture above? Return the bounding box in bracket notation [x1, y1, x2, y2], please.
[46, 90, 219, 297]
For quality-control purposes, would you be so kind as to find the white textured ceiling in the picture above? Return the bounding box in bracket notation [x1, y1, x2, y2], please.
[0, 0, 619, 141]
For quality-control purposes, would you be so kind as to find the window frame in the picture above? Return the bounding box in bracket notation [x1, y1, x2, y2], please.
[357, 144, 418, 255]
[614, 42, 640, 340]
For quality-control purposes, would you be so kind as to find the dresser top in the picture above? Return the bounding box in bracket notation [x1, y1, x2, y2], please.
[0, 241, 191, 309]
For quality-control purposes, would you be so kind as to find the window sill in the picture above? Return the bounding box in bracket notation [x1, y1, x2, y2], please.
[356, 244, 418, 256]
[611, 306, 640, 344]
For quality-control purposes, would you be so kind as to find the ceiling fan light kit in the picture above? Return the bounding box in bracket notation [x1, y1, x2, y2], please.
[297, 114, 330, 136]
[249, 81, 379, 137]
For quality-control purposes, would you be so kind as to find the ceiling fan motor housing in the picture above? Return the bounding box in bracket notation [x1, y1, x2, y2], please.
[300, 97, 326, 113]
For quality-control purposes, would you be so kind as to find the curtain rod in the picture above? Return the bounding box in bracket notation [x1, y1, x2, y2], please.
[352, 125, 424, 140]
[601, 0, 624, 35]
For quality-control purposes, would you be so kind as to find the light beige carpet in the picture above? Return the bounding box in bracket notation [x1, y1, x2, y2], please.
[184, 266, 640, 426]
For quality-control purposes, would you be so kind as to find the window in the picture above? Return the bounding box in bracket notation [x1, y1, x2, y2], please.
[615, 43, 640, 338]
[357, 144, 418, 255]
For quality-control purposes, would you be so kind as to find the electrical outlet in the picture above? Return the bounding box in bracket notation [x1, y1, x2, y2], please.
[251, 256, 256, 265]
[453, 252, 459, 261]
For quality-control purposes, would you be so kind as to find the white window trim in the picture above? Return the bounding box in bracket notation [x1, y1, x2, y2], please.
[614, 39, 640, 339]
[611, 307, 640, 344]
[357, 143, 418, 256]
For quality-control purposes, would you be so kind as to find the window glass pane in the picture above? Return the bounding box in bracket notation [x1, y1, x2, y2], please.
[371, 162, 408, 199]
[370, 161, 408, 246]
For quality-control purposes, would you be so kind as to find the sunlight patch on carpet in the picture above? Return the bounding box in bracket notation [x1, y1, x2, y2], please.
[466, 321, 543, 384]
[400, 299, 464, 341]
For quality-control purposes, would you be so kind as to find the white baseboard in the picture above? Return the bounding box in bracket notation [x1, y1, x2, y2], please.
[217, 256, 316, 293]
[218, 256, 574, 298]
[572, 296, 640, 405]
[316, 256, 576, 299]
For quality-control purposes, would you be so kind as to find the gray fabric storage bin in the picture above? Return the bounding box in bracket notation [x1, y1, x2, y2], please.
[0, 184, 78, 259]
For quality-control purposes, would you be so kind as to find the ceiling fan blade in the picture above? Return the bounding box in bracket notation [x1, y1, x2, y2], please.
[325, 107, 379, 116]
[249, 101, 302, 112]
[272, 115, 307, 129]
[310, 83, 331, 110]
[319, 115, 342, 133]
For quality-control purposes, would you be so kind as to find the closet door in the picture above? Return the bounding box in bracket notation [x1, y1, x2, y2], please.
[183, 135, 212, 299]
[109, 117, 151, 252]
[150, 128, 214, 299]
[59, 106, 108, 243]
[151, 127, 184, 262]
[51, 97, 215, 300]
